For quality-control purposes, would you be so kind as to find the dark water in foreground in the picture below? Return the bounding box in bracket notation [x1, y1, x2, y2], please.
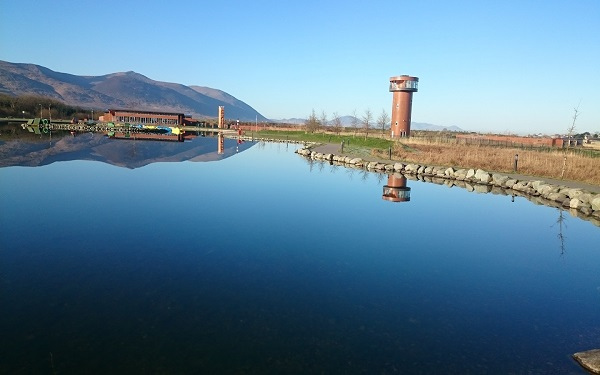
[1, 138, 599, 374]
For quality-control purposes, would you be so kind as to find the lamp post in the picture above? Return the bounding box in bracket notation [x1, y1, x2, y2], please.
[39, 104, 43, 119]
[49, 105, 51, 123]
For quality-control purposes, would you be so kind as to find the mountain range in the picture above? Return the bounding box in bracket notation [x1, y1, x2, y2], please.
[0, 60, 267, 121]
[0, 60, 461, 131]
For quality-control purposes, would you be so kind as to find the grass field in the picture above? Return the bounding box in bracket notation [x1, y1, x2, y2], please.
[256, 129, 600, 186]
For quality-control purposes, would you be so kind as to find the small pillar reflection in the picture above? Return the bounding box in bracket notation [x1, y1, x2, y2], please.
[218, 132, 224, 154]
[382, 174, 411, 203]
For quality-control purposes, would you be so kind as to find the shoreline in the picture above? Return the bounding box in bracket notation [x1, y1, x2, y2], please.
[311, 142, 600, 194]
[296, 143, 600, 228]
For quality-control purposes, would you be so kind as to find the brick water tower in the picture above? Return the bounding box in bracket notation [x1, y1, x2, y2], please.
[389, 75, 418, 138]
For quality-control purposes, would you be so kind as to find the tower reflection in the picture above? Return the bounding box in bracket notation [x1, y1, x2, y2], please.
[218, 132, 224, 154]
[382, 174, 411, 203]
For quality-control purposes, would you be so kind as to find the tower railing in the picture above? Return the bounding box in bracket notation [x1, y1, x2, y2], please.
[389, 81, 418, 91]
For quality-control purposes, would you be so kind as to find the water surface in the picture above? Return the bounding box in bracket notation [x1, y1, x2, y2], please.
[1, 138, 599, 374]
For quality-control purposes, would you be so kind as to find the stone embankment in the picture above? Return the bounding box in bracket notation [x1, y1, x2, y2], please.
[231, 135, 309, 145]
[296, 147, 600, 227]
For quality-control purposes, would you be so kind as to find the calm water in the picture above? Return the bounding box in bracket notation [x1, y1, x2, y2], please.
[1, 136, 599, 374]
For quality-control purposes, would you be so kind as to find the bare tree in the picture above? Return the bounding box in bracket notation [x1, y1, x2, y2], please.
[362, 108, 373, 140]
[331, 111, 343, 135]
[561, 104, 580, 179]
[305, 109, 320, 133]
[319, 110, 328, 133]
[351, 109, 359, 137]
[377, 109, 390, 136]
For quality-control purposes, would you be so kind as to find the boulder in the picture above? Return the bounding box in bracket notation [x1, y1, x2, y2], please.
[466, 169, 476, 180]
[349, 158, 363, 165]
[563, 188, 584, 199]
[592, 195, 600, 211]
[577, 193, 593, 205]
[531, 180, 544, 190]
[455, 169, 468, 180]
[504, 179, 518, 188]
[570, 198, 584, 209]
[537, 184, 559, 197]
[393, 163, 405, 171]
[444, 167, 455, 177]
[435, 167, 447, 177]
[547, 192, 567, 202]
[475, 169, 492, 183]
[573, 349, 600, 374]
[492, 174, 509, 186]
[513, 181, 530, 191]
[405, 164, 418, 173]
[367, 161, 378, 169]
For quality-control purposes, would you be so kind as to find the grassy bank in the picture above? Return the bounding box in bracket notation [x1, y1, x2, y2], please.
[377, 138, 600, 186]
[255, 129, 600, 186]
[255, 129, 393, 149]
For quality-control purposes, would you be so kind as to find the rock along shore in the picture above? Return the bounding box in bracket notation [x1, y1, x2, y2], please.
[295, 146, 600, 227]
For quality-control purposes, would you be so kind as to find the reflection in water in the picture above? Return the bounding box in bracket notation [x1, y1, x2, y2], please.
[218, 132, 224, 154]
[0, 126, 254, 169]
[1, 141, 600, 374]
[382, 173, 411, 202]
[554, 209, 567, 255]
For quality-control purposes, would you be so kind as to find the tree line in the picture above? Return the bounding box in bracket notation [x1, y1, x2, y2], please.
[304, 108, 390, 138]
[0, 94, 99, 121]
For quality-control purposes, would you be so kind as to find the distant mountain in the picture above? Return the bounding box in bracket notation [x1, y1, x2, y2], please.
[411, 122, 463, 132]
[0, 60, 267, 121]
[272, 118, 306, 125]
[272, 116, 462, 131]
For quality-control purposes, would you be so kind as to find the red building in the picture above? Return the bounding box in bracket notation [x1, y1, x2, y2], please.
[101, 109, 185, 126]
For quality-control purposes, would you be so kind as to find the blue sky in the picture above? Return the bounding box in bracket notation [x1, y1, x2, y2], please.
[1, 0, 599, 134]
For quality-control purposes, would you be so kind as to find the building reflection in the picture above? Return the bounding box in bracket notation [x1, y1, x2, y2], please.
[382, 174, 411, 203]
[2, 122, 252, 169]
